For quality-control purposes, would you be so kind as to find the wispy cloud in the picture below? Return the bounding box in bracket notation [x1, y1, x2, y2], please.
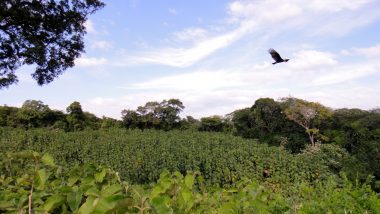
[168, 8, 177, 15]
[288, 50, 338, 70]
[173, 27, 208, 41]
[91, 40, 113, 50]
[352, 44, 380, 57]
[76, 56, 108, 67]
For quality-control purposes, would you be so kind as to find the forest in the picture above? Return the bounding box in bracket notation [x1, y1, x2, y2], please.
[1, 97, 380, 213]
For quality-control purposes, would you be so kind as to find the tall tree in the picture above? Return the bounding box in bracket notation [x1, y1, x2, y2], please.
[16, 100, 51, 128]
[66, 101, 85, 131]
[0, 0, 105, 88]
[281, 97, 332, 146]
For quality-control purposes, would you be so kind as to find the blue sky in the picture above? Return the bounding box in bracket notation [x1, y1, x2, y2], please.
[1, 0, 380, 119]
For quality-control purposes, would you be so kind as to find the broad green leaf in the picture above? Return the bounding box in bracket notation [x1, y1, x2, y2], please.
[181, 188, 192, 203]
[218, 203, 238, 214]
[67, 191, 83, 212]
[78, 196, 96, 214]
[85, 187, 100, 197]
[151, 196, 173, 214]
[41, 153, 56, 167]
[43, 194, 65, 211]
[95, 168, 107, 183]
[184, 173, 194, 189]
[100, 184, 122, 197]
[92, 195, 125, 214]
[35, 169, 49, 190]
[68, 174, 80, 186]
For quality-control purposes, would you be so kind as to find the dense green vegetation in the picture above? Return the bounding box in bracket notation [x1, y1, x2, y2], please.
[0, 128, 343, 188]
[1, 151, 379, 213]
[1, 97, 379, 213]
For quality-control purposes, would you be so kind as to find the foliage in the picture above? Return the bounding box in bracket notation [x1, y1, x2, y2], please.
[121, 99, 185, 131]
[198, 115, 232, 132]
[0, 128, 350, 189]
[1, 151, 379, 213]
[281, 97, 332, 146]
[0, 0, 105, 88]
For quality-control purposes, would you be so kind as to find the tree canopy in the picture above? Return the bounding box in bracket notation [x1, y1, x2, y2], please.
[0, 0, 105, 88]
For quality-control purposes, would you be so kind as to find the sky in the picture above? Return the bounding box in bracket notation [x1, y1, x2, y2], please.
[1, 0, 380, 119]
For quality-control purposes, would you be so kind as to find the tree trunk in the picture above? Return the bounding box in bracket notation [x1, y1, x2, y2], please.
[306, 128, 315, 146]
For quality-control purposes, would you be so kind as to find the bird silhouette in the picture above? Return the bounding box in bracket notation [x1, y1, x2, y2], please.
[268, 48, 289, 65]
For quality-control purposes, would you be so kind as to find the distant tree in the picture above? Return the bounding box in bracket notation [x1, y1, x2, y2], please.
[122, 99, 185, 131]
[281, 97, 332, 146]
[199, 115, 231, 132]
[0, 0, 105, 88]
[121, 109, 140, 129]
[66, 101, 84, 131]
[16, 100, 51, 128]
[0, 105, 18, 127]
[83, 112, 100, 129]
[232, 108, 254, 138]
[156, 99, 185, 130]
[251, 98, 284, 136]
[179, 116, 200, 130]
[100, 116, 121, 129]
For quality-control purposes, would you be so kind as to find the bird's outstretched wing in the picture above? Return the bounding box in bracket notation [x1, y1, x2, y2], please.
[268, 48, 283, 62]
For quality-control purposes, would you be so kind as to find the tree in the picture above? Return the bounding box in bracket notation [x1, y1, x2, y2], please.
[281, 97, 332, 146]
[66, 101, 85, 131]
[156, 99, 185, 130]
[251, 98, 284, 136]
[198, 115, 231, 132]
[16, 100, 51, 128]
[0, 0, 105, 88]
[121, 99, 185, 131]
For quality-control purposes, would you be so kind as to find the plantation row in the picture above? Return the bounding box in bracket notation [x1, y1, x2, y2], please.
[0, 128, 355, 190]
[1, 151, 379, 213]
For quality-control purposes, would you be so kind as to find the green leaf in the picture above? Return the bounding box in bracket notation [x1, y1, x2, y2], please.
[218, 203, 238, 214]
[85, 187, 100, 197]
[67, 191, 83, 212]
[68, 174, 80, 186]
[151, 196, 173, 214]
[78, 196, 96, 214]
[92, 195, 125, 214]
[100, 184, 122, 197]
[43, 194, 65, 212]
[41, 153, 56, 167]
[184, 173, 195, 189]
[95, 168, 107, 183]
[181, 188, 193, 205]
[35, 169, 49, 190]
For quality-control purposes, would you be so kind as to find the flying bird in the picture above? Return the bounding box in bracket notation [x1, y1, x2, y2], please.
[268, 48, 289, 65]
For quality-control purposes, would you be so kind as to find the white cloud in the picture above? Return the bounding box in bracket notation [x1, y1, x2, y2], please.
[173, 28, 208, 41]
[308, 0, 372, 12]
[227, 0, 303, 22]
[128, 70, 244, 91]
[311, 9, 380, 36]
[84, 20, 95, 33]
[288, 50, 338, 70]
[91, 40, 113, 50]
[312, 62, 380, 86]
[130, 24, 255, 67]
[76, 57, 108, 67]
[168, 8, 177, 15]
[353, 44, 380, 57]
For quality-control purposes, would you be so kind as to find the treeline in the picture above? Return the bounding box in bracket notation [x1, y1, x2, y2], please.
[0, 100, 120, 131]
